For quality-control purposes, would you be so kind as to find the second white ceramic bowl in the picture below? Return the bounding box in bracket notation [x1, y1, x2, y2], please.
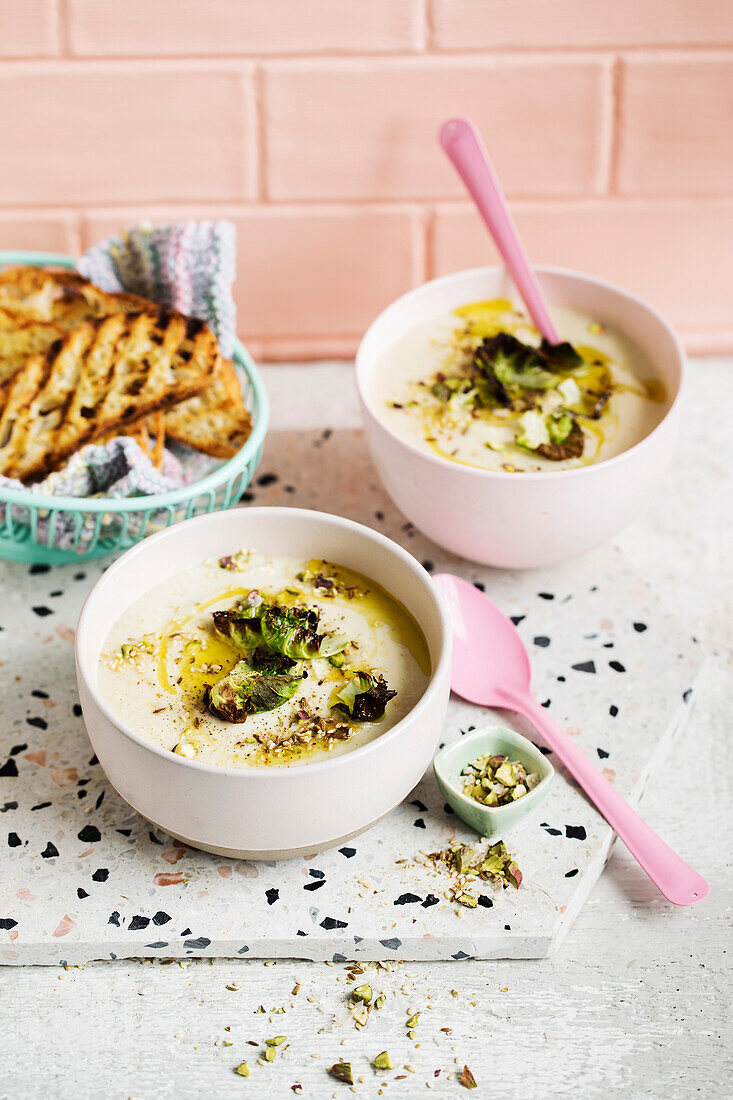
[356, 265, 685, 569]
[75, 508, 451, 859]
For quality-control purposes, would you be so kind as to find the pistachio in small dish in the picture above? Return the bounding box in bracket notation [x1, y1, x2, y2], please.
[433, 725, 553, 838]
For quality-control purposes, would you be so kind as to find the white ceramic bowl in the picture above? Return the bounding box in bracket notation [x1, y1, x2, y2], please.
[356, 265, 685, 569]
[75, 507, 451, 859]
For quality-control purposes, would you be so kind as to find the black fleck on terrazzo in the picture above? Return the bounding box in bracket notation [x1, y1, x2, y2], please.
[534, 636, 550, 647]
[609, 660, 626, 673]
[184, 937, 211, 950]
[572, 660, 596, 674]
[266, 889, 279, 905]
[597, 748, 610, 759]
[609, 705, 619, 717]
[31, 606, 53, 617]
[321, 917, 347, 930]
[394, 893, 422, 905]
[565, 825, 587, 841]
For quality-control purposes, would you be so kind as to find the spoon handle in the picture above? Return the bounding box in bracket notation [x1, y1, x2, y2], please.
[439, 117, 560, 344]
[514, 695, 709, 906]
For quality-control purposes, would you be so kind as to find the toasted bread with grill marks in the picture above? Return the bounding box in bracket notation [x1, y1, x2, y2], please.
[0, 266, 152, 328]
[0, 308, 68, 392]
[164, 357, 252, 458]
[0, 309, 217, 482]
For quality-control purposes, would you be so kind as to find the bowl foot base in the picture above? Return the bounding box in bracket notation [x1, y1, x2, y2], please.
[143, 814, 389, 861]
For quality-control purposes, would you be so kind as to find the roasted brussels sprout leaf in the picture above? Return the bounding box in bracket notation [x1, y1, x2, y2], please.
[260, 604, 347, 660]
[206, 659, 301, 722]
[248, 647, 297, 674]
[212, 609, 263, 649]
[475, 333, 556, 394]
[539, 338, 583, 370]
[331, 672, 397, 722]
[536, 417, 584, 461]
[515, 409, 584, 461]
[214, 590, 347, 662]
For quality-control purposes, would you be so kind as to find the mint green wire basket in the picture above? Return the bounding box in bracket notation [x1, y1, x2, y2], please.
[0, 250, 269, 564]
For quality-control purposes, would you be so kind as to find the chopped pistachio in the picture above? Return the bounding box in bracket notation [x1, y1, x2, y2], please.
[234, 1062, 250, 1077]
[328, 1061, 354, 1085]
[456, 892, 478, 908]
[173, 739, 197, 758]
[374, 994, 386, 1010]
[267, 1036, 287, 1046]
[459, 1065, 478, 1090]
[407, 1030, 417, 1040]
[406, 1014, 420, 1028]
[425, 839, 524, 891]
[373, 1051, 393, 1072]
[450, 989, 458, 998]
[264, 1046, 276, 1062]
[461, 753, 538, 808]
[351, 984, 373, 1004]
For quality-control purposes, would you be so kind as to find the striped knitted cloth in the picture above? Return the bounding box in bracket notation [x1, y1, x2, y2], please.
[77, 220, 237, 357]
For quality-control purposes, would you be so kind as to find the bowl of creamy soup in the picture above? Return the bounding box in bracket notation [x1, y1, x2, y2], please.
[356, 265, 685, 568]
[75, 507, 451, 858]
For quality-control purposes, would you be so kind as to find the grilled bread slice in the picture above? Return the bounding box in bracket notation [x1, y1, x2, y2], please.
[0, 266, 151, 327]
[0, 308, 67, 391]
[0, 309, 217, 482]
[164, 357, 252, 458]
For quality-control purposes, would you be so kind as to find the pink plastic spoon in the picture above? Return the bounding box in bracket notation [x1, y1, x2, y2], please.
[439, 116, 560, 344]
[433, 572, 709, 907]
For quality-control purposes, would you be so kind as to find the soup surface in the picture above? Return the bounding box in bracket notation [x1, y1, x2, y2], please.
[370, 299, 668, 472]
[98, 552, 430, 768]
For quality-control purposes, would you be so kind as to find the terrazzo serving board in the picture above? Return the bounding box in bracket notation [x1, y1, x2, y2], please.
[0, 429, 702, 965]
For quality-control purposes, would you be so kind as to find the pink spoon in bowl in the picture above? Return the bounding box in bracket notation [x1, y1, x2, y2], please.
[439, 116, 560, 344]
[433, 572, 709, 907]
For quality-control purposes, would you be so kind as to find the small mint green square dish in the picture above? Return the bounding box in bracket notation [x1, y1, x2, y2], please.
[433, 725, 554, 838]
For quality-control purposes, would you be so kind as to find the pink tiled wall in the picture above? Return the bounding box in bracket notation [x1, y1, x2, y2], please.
[0, 1, 731, 357]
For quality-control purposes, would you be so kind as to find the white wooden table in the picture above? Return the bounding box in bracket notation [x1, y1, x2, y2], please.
[1, 360, 730, 1099]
